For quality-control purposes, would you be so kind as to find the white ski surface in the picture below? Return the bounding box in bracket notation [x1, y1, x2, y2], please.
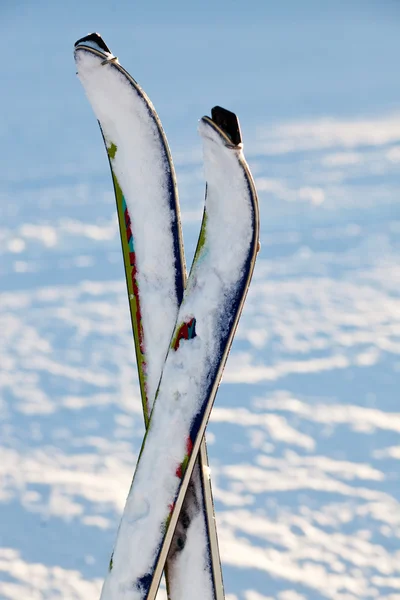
[76, 48, 178, 409]
[99, 117, 256, 600]
[74, 45, 218, 600]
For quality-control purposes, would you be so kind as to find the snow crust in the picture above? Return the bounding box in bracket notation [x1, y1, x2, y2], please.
[99, 119, 254, 599]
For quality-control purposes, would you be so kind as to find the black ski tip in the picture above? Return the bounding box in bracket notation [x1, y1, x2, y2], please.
[211, 106, 242, 146]
[74, 32, 112, 54]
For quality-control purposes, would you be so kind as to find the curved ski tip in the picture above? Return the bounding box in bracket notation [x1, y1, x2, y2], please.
[210, 106, 242, 146]
[74, 32, 112, 55]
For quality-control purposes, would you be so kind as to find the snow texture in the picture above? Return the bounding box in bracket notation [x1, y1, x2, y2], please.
[99, 118, 255, 599]
[75, 49, 178, 411]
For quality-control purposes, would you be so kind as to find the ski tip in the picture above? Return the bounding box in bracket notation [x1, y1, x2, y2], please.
[74, 32, 112, 54]
[210, 106, 242, 146]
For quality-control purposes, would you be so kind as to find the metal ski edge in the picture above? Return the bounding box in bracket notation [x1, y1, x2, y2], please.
[146, 144, 260, 600]
[199, 440, 224, 598]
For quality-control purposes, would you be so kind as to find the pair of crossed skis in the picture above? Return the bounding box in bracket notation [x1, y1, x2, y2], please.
[75, 33, 259, 600]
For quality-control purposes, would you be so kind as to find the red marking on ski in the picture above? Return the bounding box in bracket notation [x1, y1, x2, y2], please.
[173, 318, 196, 351]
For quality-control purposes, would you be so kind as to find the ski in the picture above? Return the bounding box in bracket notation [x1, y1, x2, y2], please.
[99, 104, 258, 599]
[97, 106, 259, 600]
[74, 34, 223, 600]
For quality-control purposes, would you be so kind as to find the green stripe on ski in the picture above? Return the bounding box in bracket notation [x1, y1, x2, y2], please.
[107, 142, 149, 422]
[108, 142, 117, 160]
[192, 211, 208, 265]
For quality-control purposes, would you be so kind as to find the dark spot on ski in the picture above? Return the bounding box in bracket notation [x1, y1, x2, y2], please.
[211, 106, 242, 146]
[74, 32, 112, 54]
[135, 572, 153, 594]
[176, 536, 185, 551]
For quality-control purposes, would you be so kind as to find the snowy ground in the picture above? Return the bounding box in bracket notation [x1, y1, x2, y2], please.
[1, 2, 400, 599]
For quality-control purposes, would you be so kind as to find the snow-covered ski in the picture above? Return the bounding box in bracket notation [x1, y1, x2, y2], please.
[74, 33, 223, 600]
[100, 107, 259, 600]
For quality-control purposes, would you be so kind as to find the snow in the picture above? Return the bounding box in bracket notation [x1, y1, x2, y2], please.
[75, 48, 179, 412]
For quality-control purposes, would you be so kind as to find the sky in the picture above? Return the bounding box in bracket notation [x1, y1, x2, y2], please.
[1, 1, 400, 599]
